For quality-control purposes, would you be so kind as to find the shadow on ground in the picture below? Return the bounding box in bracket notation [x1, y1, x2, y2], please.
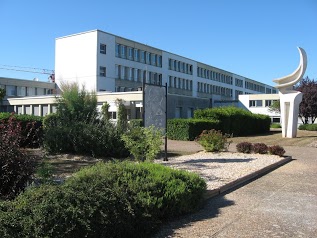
[154, 195, 235, 238]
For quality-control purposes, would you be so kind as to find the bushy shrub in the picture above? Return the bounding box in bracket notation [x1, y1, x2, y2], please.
[0, 162, 206, 238]
[270, 123, 282, 128]
[129, 119, 143, 127]
[196, 129, 231, 152]
[252, 143, 268, 154]
[0, 116, 35, 200]
[268, 145, 285, 157]
[167, 118, 220, 141]
[122, 126, 163, 161]
[298, 124, 317, 131]
[236, 142, 253, 153]
[0, 113, 43, 148]
[194, 106, 271, 136]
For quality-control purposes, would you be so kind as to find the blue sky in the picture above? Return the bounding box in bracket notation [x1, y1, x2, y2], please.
[0, 0, 316, 86]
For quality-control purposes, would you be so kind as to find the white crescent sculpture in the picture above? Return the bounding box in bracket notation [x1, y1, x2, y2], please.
[273, 47, 307, 138]
[273, 47, 307, 92]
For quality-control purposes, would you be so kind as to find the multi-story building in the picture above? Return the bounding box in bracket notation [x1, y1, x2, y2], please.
[55, 30, 277, 119]
[0, 77, 56, 113]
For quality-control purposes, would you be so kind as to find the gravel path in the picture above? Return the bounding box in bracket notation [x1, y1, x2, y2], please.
[156, 151, 284, 191]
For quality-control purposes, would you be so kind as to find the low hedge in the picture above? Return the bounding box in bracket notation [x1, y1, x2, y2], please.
[0, 113, 43, 147]
[298, 124, 317, 131]
[0, 161, 206, 238]
[167, 118, 220, 141]
[194, 106, 271, 136]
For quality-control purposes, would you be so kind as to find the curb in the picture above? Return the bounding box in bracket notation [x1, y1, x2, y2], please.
[204, 156, 292, 200]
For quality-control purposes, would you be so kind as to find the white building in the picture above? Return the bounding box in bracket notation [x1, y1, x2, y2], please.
[55, 29, 277, 119]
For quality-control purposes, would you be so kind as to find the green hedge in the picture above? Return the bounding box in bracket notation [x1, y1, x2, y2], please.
[194, 106, 271, 136]
[0, 113, 43, 147]
[298, 124, 317, 131]
[0, 161, 206, 238]
[167, 118, 220, 141]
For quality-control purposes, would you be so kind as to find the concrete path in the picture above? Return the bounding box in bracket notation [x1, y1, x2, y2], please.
[155, 145, 317, 237]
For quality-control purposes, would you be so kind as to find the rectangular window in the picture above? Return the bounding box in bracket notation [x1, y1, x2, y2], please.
[134, 49, 139, 61]
[140, 51, 145, 63]
[100, 66, 106, 77]
[169, 59, 172, 69]
[151, 54, 156, 66]
[128, 47, 134, 60]
[115, 44, 120, 57]
[158, 56, 162, 67]
[100, 44, 106, 54]
[121, 45, 126, 58]
[265, 100, 272, 107]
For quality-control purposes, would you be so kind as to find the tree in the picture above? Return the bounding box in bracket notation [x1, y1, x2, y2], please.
[55, 82, 97, 124]
[295, 77, 317, 124]
[268, 100, 280, 114]
[116, 99, 128, 133]
[101, 101, 110, 121]
[0, 88, 6, 102]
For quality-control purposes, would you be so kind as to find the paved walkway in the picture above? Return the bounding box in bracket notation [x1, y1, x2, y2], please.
[155, 143, 317, 237]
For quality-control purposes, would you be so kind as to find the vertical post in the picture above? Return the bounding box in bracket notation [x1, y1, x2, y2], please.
[164, 82, 168, 161]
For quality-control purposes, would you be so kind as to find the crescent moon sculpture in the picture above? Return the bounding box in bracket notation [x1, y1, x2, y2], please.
[273, 47, 308, 138]
[273, 47, 307, 92]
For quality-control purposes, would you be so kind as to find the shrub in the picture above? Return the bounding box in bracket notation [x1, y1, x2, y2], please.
[268, 145, 285, 157]
[129, 119, 143, 127]
[236, 142, 253, 153]
[270, 123, 282, 128]
[122, 126, 163, 161]
[252, 143, 268, 154]
[0, 116, 35, 200]
[196, 129, 231, 152]
[0, 162, 207, 237]
[194, 106, 271, 136]
[298, 124, 317, 131]
[0, 113, 43, 148]
[167, 118, 220, 141]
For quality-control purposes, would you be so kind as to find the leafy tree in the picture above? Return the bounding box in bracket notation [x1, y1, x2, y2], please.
[116, 99, 128, 133]
[0, 88, 6, 102]
[295, 77, 317, 124]
[55, 82, 97, 124]
[268, 100, 280, 114]
[101, 101, 110, 121]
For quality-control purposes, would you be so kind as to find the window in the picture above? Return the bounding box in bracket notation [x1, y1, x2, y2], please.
[249, 100, 262, 107]
[121, 45, 126, 58]
[115, 65, 120, 78]
[169, 59, 172, 69]
[158, 56, 162, 67]
[265, 100, 272, 107]
[100, 44, 106, 54]
[140, 51, 145, 63]
[151, 54, 156, 66]
[115, 44, 120, 57]
[128, 47, 133, 60]
[134, 49, 139, 61]
[100, 66, 106, 77]
[146, 52, 151, 64]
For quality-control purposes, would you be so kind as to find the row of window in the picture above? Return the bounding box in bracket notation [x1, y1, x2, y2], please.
[0, 85, 53, 97]
[197, 67, 233, 85]
[168, 76, 193, 91]
[197, 82, 233, 98]
[115, 65, 162, 85]
[249, 99, 277, 107]
[115, 43, 162, 67]
[168, 58, 193, 75]
[245, 81, 265, 93]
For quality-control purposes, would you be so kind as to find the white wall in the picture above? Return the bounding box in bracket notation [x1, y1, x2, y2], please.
[55, 30, 98, 92]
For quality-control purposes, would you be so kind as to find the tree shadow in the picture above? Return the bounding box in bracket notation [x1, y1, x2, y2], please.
[154, 195, 235, 238]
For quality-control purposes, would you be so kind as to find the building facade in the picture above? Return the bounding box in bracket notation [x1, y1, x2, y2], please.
[0, 77, 56, 113]
[55, 30, 277, 119]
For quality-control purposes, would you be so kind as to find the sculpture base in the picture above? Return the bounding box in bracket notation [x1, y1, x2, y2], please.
[279, 91, 302, 138]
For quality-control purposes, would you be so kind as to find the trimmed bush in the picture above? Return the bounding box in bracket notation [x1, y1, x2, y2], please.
[268, 145, 285, 157]
[0, 116, 35, 200]
[196, 129, 231, 152]
[252, 143, 268, 154]
[298, 124, 317, 131]
[236, 142, 253, 153]
[167, 118, 220, 141]
[0, 161, 206, 238]
[194, 106, 271, 136]
[0, 113, 43, 148]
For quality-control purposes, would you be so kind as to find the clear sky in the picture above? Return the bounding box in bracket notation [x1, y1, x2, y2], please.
[0, 0, 316, 86]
